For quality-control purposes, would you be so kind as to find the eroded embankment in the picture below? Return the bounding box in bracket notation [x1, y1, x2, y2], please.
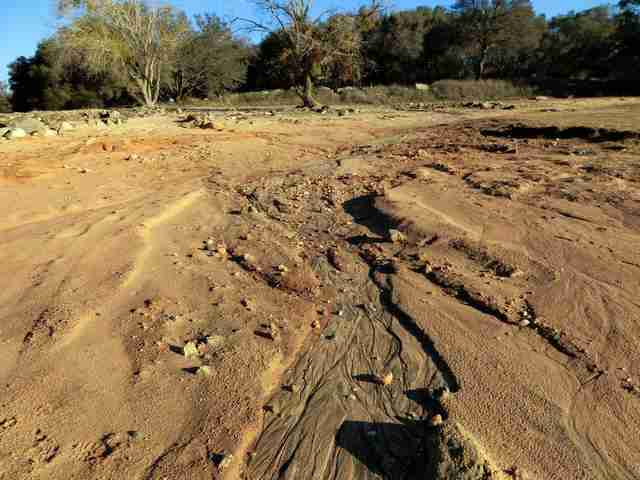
[230, 122, 640, 480]
[232, 163, 504, 480]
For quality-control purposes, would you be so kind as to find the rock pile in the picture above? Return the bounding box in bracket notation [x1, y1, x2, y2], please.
[179, 113, 225, 130]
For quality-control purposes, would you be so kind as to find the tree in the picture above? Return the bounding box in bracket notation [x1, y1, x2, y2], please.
[453, 0, 538, 79]
[59, 0, 190, 106]
[366, 7, 447, 85]
[322, 14, 364, 88]
[615, 0, 640, 83]
[168, 14, 249, 101]
[245, 31, 293, 91]
[0, 81, 11, 113]
[8, 37, 130, 112]
[538, 7, 616, 80]
[243, 0, 383, 107]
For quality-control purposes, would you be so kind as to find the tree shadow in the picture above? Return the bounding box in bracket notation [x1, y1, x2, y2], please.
[336, 419, 427, 479]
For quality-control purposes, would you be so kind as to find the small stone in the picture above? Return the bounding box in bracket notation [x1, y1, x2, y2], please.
[388, 229, 407, 243]
[126, 154, 140, 162]
[243, 253, 256, 264]
[263, 404, 278, 414]
[206, 335, 225, 349]
[183, 341, 200, 359]
[311, 319, 321, 329]
[381, 372, 394, 386]
[277, 264, 289, 273]
[429, 414, 444, 427]
[197, 366, 213, 376]
[218, 453, 233, 470]
[519, 320, 531, 327]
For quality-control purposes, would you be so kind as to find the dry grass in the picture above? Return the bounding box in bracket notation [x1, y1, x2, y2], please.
[184, 80, 534, 107]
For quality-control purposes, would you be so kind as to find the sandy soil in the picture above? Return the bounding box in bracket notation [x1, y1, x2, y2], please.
[1, 97, 639, 480]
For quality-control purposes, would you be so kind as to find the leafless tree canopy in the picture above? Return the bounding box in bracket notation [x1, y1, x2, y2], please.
[59, 0, 189, 106]
[242, 0, 384, 107]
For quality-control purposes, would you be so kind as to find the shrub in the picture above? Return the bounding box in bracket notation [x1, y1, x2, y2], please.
[430, 80, 534, 101]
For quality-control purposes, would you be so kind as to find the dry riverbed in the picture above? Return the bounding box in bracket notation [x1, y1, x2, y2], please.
[1, 97, 639, 479]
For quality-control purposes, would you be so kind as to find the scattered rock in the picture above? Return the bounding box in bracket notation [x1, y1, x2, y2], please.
[388, 229, 407, 243]
[9, 118, 46, 134]
[481, 143, 517, 154]
[100, 110, 123, 126]
[255, 322, 280, 341]
[57, 121, 74, 134]
[206, 335, 225, 349]
[218, 453, 233, 470]
[4, 128, 27, 139]
[183, 341, 200, 359]
[429, 414, 444, 427]
[380, 371, 394, 386]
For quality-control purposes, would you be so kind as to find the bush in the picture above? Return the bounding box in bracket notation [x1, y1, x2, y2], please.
[430, 80, 534, 101]
[188, 80, 533, 107]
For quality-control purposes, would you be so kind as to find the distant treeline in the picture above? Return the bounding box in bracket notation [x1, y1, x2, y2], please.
[1, 0, 639, 112]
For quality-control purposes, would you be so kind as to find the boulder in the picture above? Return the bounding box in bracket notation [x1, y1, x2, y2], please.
[4, 128, 27, 139]
[415, 83, 430, 91]
[9, 118, 46, 134]
[58, 121, 74, 132]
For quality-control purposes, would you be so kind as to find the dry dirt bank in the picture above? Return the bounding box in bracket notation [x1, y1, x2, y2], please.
[0, 98, 639, 479]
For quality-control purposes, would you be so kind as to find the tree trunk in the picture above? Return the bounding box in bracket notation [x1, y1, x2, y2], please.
[300, 73, 318, 108]
[476, 47, 488, 80]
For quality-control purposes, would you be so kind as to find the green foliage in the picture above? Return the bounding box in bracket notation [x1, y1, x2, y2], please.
[8, 37, 130, 112]
[430, 79, 533, 100]
[7, 0, 640, 110]
[365, 7, 447, 85]
[538, 7, 616, 79]
[169, 14, 249, 100]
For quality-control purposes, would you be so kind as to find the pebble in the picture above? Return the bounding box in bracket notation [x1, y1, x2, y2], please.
[429, 414, 444, 427]
[219, 454, 233, 470]
[388, 229, 407, 243]
[381, 372, 394, 386]
[183, 341, 200, 359]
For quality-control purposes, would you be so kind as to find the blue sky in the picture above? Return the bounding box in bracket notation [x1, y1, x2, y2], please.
[0, 0, 609, 84]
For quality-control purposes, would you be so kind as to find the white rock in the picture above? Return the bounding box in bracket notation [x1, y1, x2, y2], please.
[4, 128, 27, 139]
